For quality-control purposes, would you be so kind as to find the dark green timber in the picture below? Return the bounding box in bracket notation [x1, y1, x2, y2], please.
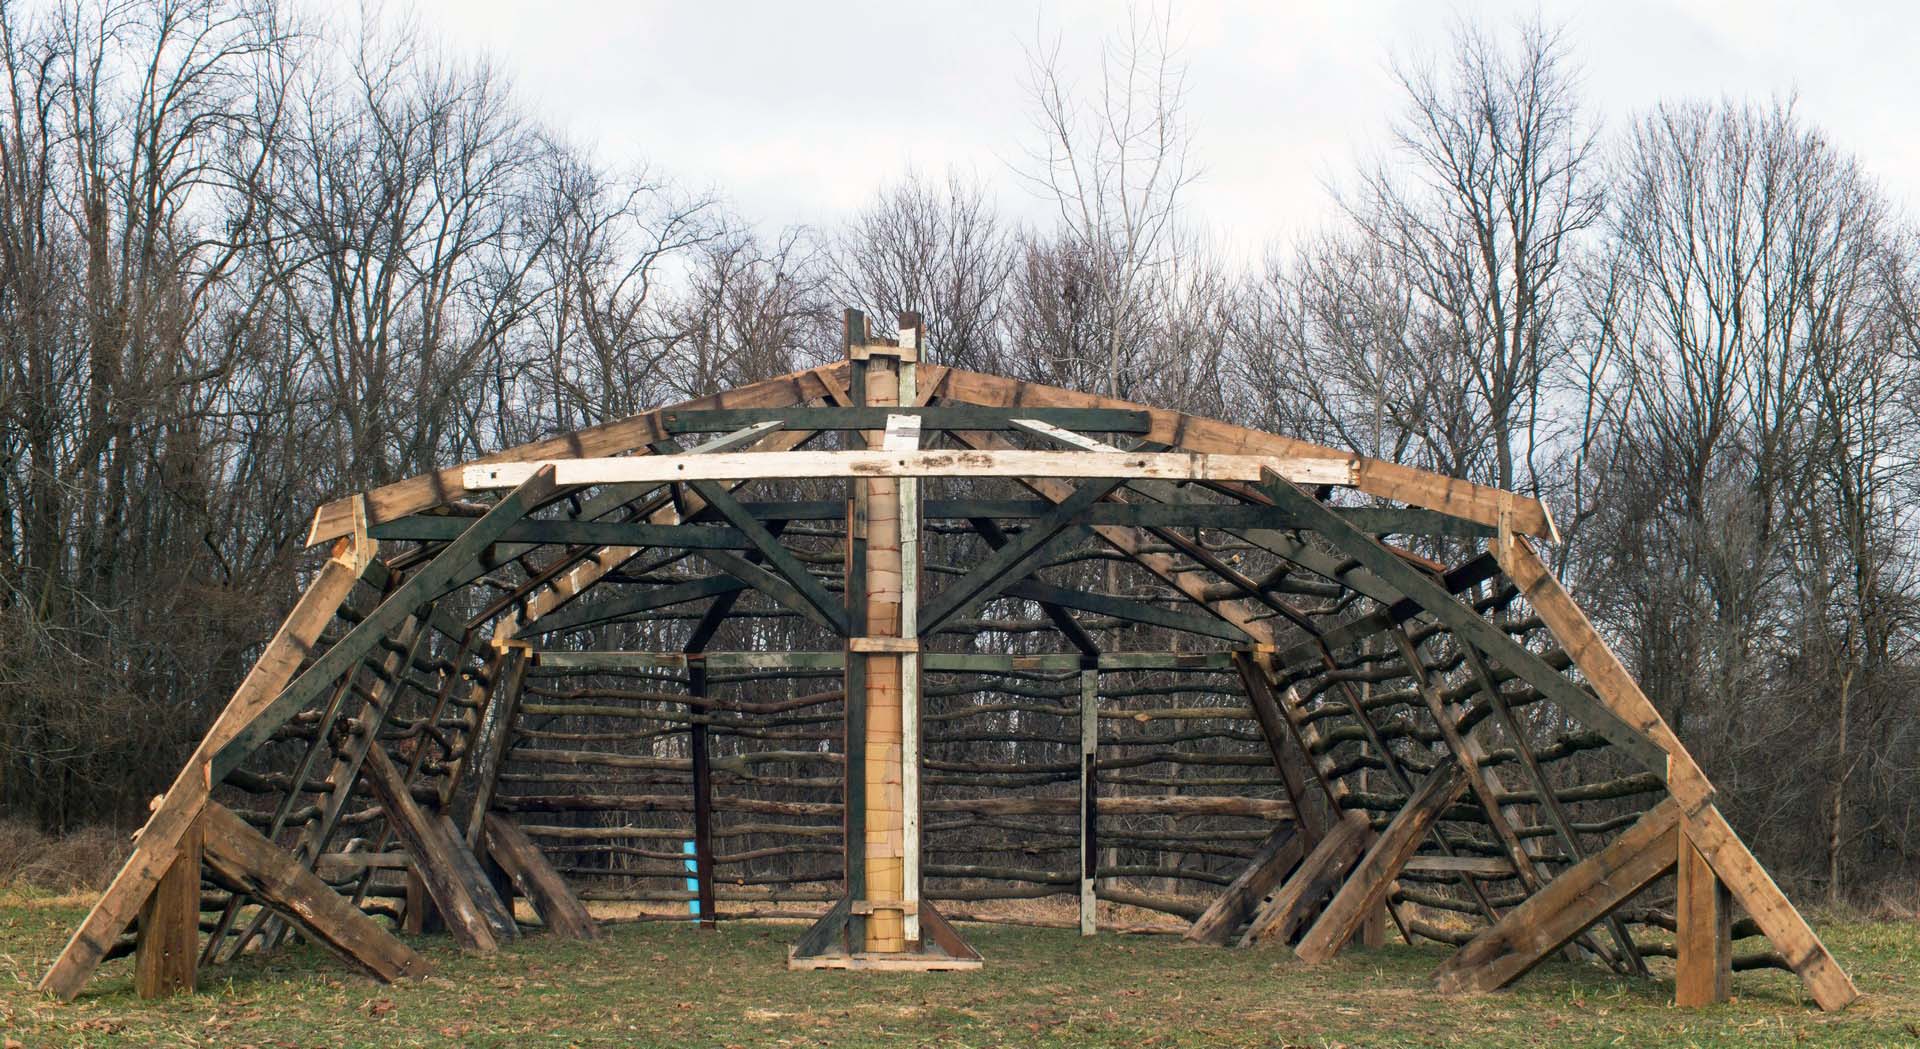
[919, 480, 1124, 635]
[1255, 472, 1669, 777]
[1000, 578, 1256, 643]
[213, 467, 563, 782]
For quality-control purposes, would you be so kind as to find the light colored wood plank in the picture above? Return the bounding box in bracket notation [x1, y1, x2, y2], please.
[306, 363, 844, 543]
[461, 449, 1358, 489]
[935, 365, 1555, 537]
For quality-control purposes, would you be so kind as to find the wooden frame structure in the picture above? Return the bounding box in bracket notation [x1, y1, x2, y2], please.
[40, 310, 1855, 1011]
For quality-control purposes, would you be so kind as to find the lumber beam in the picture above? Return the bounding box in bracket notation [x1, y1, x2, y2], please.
[1256, 471, 1667, 777]
[1493, 536, 1857, 1009]
[215, 467, 563, 781]
[1080, 668, 1099, 936]
[1184, 823, 1305, 946]
[662, 405, 1152, 434]
[361, 745, 510, 953]
[133, 811, 201, 998]
[481, 814, 600, 940]
[199, 803, 427, 984]
[1001, 578, 1256, 642]
[307, 363, 843, 543]
[40, 548, 369, 1000]
[463, 449, 1359, 489]
[1296, 759, 1469, 963]
[1433, 799, 1682, 995]
[1676, 834, 1731, 1006]
[919, 481, 1120, 634]
[932, 365, 1555, 537]
[523, 576, 751, 637]
[1240, 811, 1372, 948]
[369, 516, 755, 549]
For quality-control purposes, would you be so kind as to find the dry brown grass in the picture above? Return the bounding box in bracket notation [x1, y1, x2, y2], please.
[0, 820, 128, 894]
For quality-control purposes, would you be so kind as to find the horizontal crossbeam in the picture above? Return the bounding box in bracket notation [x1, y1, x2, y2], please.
[529, 650, 1240, 673]
[463, 450, 1358, 489]
[661, 405, 1153, 433]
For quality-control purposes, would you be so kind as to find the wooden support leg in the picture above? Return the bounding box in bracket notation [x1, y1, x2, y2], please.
[1676, 832, 1732, 1006]
[1185, 823, 1303, 946]
[1296, 760, 1468, 963]
[199, 803, 426, 984]
[1080, 668, 1098, 937]
[135, 811, 201, 998]
[403, 868, 441, 935]
[1239, 811, 1371, 947]
[1434, 799, 1682, 995]
[483, 813, 600, 940]
[361, 744, 504, 953]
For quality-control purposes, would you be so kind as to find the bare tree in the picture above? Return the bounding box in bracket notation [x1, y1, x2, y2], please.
[1019, 3, 1196, 399]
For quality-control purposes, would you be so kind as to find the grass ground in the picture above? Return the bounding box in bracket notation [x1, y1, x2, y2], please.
[2, 893, 1918, 1047]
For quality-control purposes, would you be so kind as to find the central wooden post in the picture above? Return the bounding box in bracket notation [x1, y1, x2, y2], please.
[859, 329, 910, 953]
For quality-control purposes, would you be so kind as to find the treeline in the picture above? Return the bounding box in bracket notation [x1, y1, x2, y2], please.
[1, 2, 1916, 902]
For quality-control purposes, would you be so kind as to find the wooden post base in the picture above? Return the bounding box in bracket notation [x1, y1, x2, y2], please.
[788, 899, 980, 971]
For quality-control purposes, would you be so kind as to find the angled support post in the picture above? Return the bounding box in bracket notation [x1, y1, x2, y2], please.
[1296, 758, 1468, 963]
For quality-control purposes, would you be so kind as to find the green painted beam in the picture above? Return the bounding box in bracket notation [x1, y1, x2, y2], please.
[1256, 473, 1669, 777]
[919, 481, 1122, 635]
[369, 516, 755, 550]
[999, 579, 1256, 643]
[523, 576, 752, 637]
[525, 650, 1239, 673]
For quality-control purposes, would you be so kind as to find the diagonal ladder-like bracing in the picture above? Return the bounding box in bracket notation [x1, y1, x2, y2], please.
[40, 312, 1856, 1019]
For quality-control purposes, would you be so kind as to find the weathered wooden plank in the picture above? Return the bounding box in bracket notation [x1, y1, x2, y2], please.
[1239, 811, 1373, 948]
[921, 500, 1492, 535]
[1296, 760, 1469, 964]
[482, 814, 600, 940]
[199, 803, 426, 984]
[307, 363, 842, 543]
[934, 365, 1553, 537]
[1433, 799, 1681, 995]
[463, 449, 1358, 489]
[1184, 823, 1304, 946]
[359, 745, 500, 953]
[1258, 472, 1668, 777]
[1676, 833, 1731, 1006]
[39, 550, 368, 1000]
[216, 468, 561, 781]
[1080, 669, 1099, 937]
[134, 812, 200, 998]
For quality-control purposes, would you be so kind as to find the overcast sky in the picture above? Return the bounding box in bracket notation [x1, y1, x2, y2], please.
[408, 1, 1920, 261]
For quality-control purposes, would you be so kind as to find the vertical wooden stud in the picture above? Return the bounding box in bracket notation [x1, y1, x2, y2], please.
[1676, 832, 1732, 1006]
[690, 663, 717, 929]
[135, 807, 201, 998]
[1080, 668, 1099, 936]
